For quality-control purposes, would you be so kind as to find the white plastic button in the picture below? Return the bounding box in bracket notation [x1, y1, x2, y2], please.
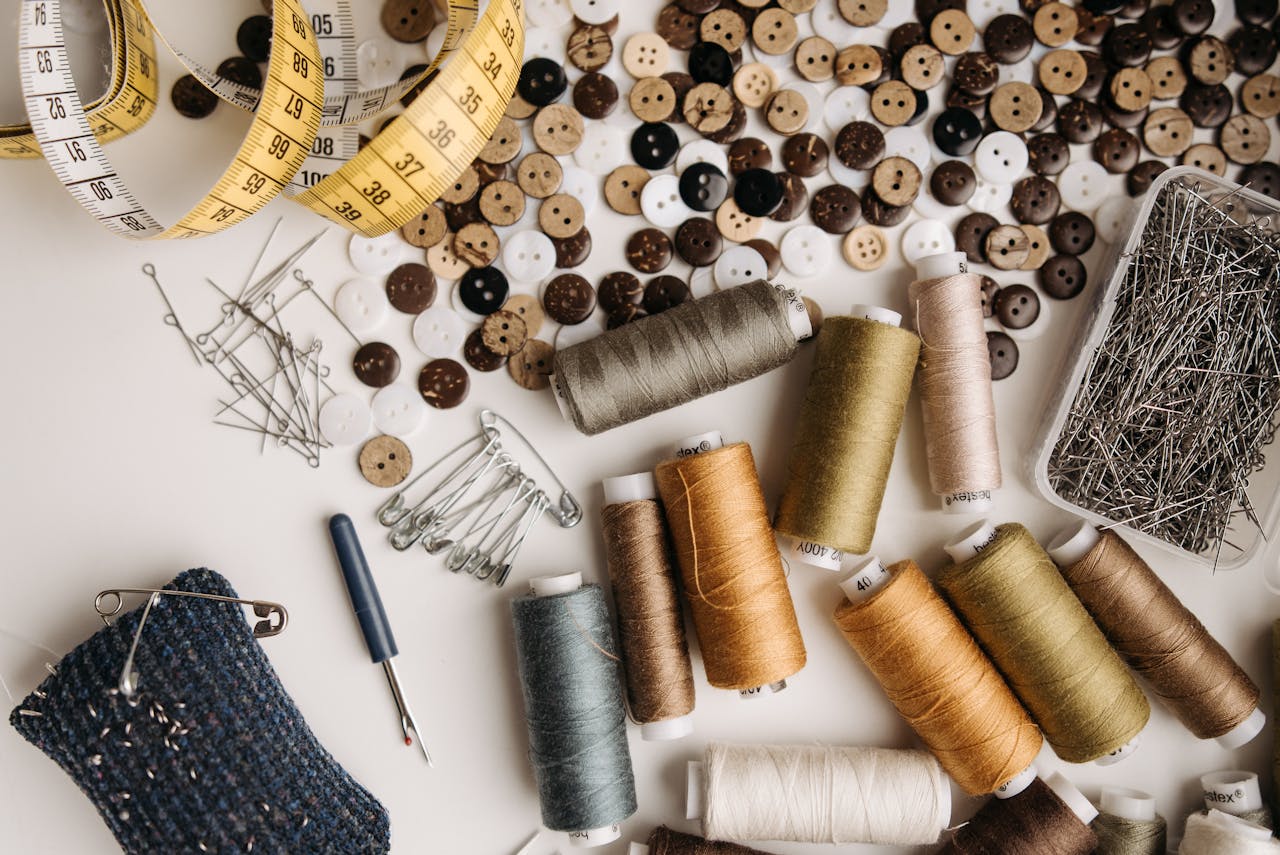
[901, 219, 956, 265]
[559, 165, 600, 217]
[575, 123, 627, 175]
[824, 85, 870, 130]
[641, 174, 694, 228]
[523, 27, 566, 63]
[974, 131, 1029, 185]
[810, 0, 861, 45]
[349, 233, 405, 276]
[319, 394, 372, 447]
[967, 177, 1014, 213]
[371, 384, 427, 437]
[783, 82, 824, 133]
[527, 0, 574, 28]
[885, 126, 932, 173]
[969, 0, 1020, 29]
[570, 0, 620, 25]
[357, 39, 414, 90]
[502, 231, 557, 283]
[714, 246, 769, 289]
[1058, 160, 1109, 214]
[998, 58, 1037, 86]
[676, 140, 730, 177]
[878, 3, 913, 27]
[912, 182, 956, 220]
[688, 265, 715, 298]
[334, 278, 390, 336]
[1095, 195, 1132, 245]
[828, 155, 866, 192]
[412, 307, 467, 358]
[779, 225, 833, 277]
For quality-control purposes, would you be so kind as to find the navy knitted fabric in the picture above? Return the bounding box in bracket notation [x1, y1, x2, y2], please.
[10, 568, 390, 854]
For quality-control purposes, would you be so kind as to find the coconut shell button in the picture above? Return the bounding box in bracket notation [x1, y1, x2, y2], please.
[532, 104, 585, 156]
[607, 305, 648, 329]
[1104, 22, 1153, 67]
[957, 212, 999, 262]
[835, 122, 885, 170]
[1221, 114, 1271, 165]
[684, 83, 736, 134]
[1059, 99, 1104, 144]
[554, 227, 594, 269]
[381, 0, 435, 41]
[744, 239, 782, 278]
[480, 310, 529, 357]
[1039, 49, 1087, 96]
[1094, 128, 1140, 175]
[449, 223, 496, 269]
[658, 4, 700, 49]
[1019, 225, 1051, 270]
[988, 331, 1020, 380]
[1230, 25, 1279, 76]
[1039, 254, 1087, 299]
[888, 22, 926, 60]
[622, 32, 670, 77]
[675, 218, 723, 265]
[1187, 35, 1234, 86]
[946, 86, 988, 120]
[1242, 74, 1280, 119]
[509, 340, 555, 390]
[679, 162, 730, 212]
[401, 206, 448, 249]
[871, 81, 916, 127]
[795, 36, 836, 82]
[417, 359, 469, 409]
[1027, 133, 1069, 176]
[993, 283, 1040, 330]
[752, 7, 798, 54]
[986, 13, 1035, 63]
[700, 8, 747, 51]
[464, 329, 507, 372]
[808, 185, 859, 234]
[932, 107, 982, 157]
[989, 83, 1043, 133]
[734, 168, 786, 217]
[502, 295, 545, 342]
[475, 181, 523, 228]
[1011, 176, 1061, 225]
[985, 225, 1032, 270]
[1237, 0, 1278, 25]
[626, 228, 674, 273]
[599, 272, 644, 312]
[902, 44, 945, 90]
[426, 233, 470, 281]
[871, 157, 922, 207]
[478, 116, 522, 165]
[843, 225, 889, 270]
[1128, 160, 1168, 196]
[568, 25, 613, 71]
[359, 435, 414, 487]
[705, 100, 748, 144]
[765, 89, 809, 135]
[931, 9, 976, 54]
[836, 45, 884, 87]
[861, 191, 911, 227]
[1241, 162, 1280, 200]
[663, 72, 695, 119]
[170, 74, 219, 119]
[506, 93, 538, 120]
[543, 273, 598, 325]
[443, 197, 485, 232]
[733, 63, 778, 108]
[605, 165, 650, 215]
[780, 134, 829, 178]
[1181, 143, 1226, 176]
[931, 160, 976, 205]
[1180, 82, 1232, 128]
[1050, 211, 1096, 255]
[354, 342, 402, 388]
[769, 174, 809, 222]
[538, 195, 586, 240]
[386, 263, 437, 315]
[839, 0, 887, 25]
[573, 72, 620, 119]
[1107, 67, 1152, 112]
[518, 58, 568, 107]
[716, 197, 764, 241]
[1034, 2, 1078, 46]
[1144, 56, 1186, 100]
[978, 276, 999, 317]
[1171, 0, 1213, 36]
[953, 52, 999, 95]
[630, 77, 678, 122]
[1075, 6, 1112, 46]
[644, 275, 692, 313]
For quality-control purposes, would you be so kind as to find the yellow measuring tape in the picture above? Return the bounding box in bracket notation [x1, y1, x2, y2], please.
[8, 0, 524, 239]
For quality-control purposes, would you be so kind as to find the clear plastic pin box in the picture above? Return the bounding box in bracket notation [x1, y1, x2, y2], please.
[1029, 166, 1280, 581]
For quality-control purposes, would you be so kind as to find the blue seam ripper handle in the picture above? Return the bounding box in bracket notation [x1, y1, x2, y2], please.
[329, 513, 398, 663]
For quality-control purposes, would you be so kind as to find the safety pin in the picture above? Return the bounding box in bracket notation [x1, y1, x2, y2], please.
[480, 409, 582, 527]
[491, 492, 551, 587]
[378, 433, 499, 526]
[413, 458, 522, 553]
[94, 588, 288, 698]
[445, 476, 539, 571]
[387, 444, 508, 547]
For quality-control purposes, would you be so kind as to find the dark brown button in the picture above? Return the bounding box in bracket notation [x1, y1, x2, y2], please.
[946, 85, 988, 120]
[553, 227, 593, 268]
[1050, 211, 1097, 255]
[810, 185, 860, 234]
[953, 52, 999, 95]
[1241, 162, 1280, 200]
[1128, 160, 1168, 195]
[480, 310, 528, 357]
[382, 0, 435, 42]
[386, 263, 436, 314]
[1058, 98, 1104, 143]
[443, 197, 484, 232]
[678, 0, 720, 14]
[1093, 128, 1139, 174]
[675, 217, 723, 265]
[861, 190, 910, 227]
[1102, 100, 1148, 129]
[1031, 88, 1059, 132]
[1077, 50, 1109, 99]
[705, 98, 748, 144]
[568, 25, 613, 72]
[1180, 82, 1232, 127]
[464, 329, 507, 372]
[236, 15, 272, 61]
[607, 304, 649, 328]
[354, 342, 401, 388]
[956, 212, 999, 263]
[1076, 7, 1113, 46]
[1104, 22, 1153, 67]
[1229, 24, 1279, 76]
[401, 205, 448, 248]
[171, 75, 218, 119]
[509, 340, 555, 390]
[544, 274, 597, 324]
[995, 284, 1040, 329]
[728, 137, 773, 174]
[835, 122, 885, 170]
[1039, 254, 1087, 299]
[1011, 176, 1061, 225]
[473, 160, 507, 187]
[979, 275, 1000, 318]
[931, 160, 976, 205]
[216, 56, 262, 89]
[644, 275, 691, 313]
[744, 238, 782, 278]
[770, 172, 809, 222]
[781, 133, 828, 176]
[988, 331, 1020, 380]
[599, 272, 644, 312]
[889, 21, 927, 60]
[662, 72, 695, 120]
[658, 3, 701, 50]
[1236, 0, 1277, 26]
[514, 153, 560, 199]
[573, 72, 620, 120]
[627, 228, 673, 273]
[418, 358, 469, 408]
[1027, 133, 1070, 176]
[986, 14, 1035, 63]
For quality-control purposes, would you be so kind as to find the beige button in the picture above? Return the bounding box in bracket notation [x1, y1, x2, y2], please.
[901, 44, 944, 91]
[629, 76, 678, 122]
[764, 89, 809, 135]
[1221, 114, 1271, 165]
[481, 309, 528, 356]
[1189, 36, 1232, 86]
[752, 8, 798, 56]
[508, 339, 555, 390]
[1242, 74, 1280, 119]
[478, 179, 525, 227]
[1181, 143, 1226, 177]
[930, 9, 975, 55]
[1033, 2, 1078, 47]
[716, 197, 763, 242]
[985, 225, 1031, 271]
[539, 194, 586, 239]
[504, 293, 545, 339]
[684, 82, 736, 133]
[779, 0, 817, 12]
[516, 152, 562, 199]
[605, 165, 650, 215]
[871, 156, 921, 207]
[1109, 67, 1153, 111]
[1038, 49, 1086, 96]
[359, 436, 413, 488]
[622, 32, 670, 78]
[439, 165, 480, 204]
[1145, 56, 1187, 101]
[837, 0, 886, 27]
[454, 222, 500, 267]
[842, 225, 888, 271]
[836, 45, 883, 87]
[737, 0, 772, 7]
[989, 82, 1042, 133]
[478, 115, 522, 164]
[427, 232, 471, 279]
[401, 204, 448, 248]
[567, 24, 612, 72]
[794, 37, 836, 83]
[734, 62, 778, 107]
[533, 104, 584, 156]
[870, 80, 916, 126]
[506, 93, 537, 120]
[1019, 224, 1050, 271]
[700, 9, 747, 52]
[1143, 107, 1193, 157]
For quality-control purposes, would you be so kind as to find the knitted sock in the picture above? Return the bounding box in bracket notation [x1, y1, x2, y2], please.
[10, 568, 390, 854]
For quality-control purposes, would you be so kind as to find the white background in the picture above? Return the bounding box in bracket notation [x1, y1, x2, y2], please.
[2, 1, 1279, 853]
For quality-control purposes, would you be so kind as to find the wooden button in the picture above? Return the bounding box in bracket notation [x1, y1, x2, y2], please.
[794, 37, 836, 83]
[837, 0, 887, 27]
[684, 82, 736, 133]
[1221, 114, 1271, 165]
[842, 225, 888, 270]
[1143, 107, 1193, 156]
[701, 9, 748, 52]
[835, 45, 884, 87]
[1019, 224, 1051, 270]
[464, 328, 507, 372]
[543, 273, 598, 324]
[1033, 2, 1078, 47]
[508, 340, 555, 391]
[626, 228, 674, 273]
[359, 436, 413, 488]
[504, 294, 545, 339]
[1181, 143, 1226, 176]
[1038, 50, 1087, 96]
[539, 194, 586, 239]
[480, 309, 528, 356]
[1109, 67, 1153, 111]
[901, 44, 944, 90]
[728, 137, 773, 174]
[478, 116, 522, 164]
[426, 232, 470, 279]
[553, 227, 592, 269]
[381, 0, 435, 42]
[401, 205, 447, 248]
[386, 263, 437, 314]
[1145, 56, 1187, 101]
[1241, 74, 1280, 119]
[573, 72, 620, 120]
[752, 8, 798, 56]
[506, 93, 537, 120]
[658, 3, 701, 49]
[440, 165, 480, 204]
[353, 341, 401, 388]
[989, 82, 1042, 133]
[567, 24, 613, 72]
[985, 225, 1031, 270]
[872, 156, 922, 207]
[478, 180, 525, 227]
[516, 152, 563, 199]
[454, 222, 500, 268]
[1188, 35, 1233, 86]
[622, 32, 670, 77]
[605, 165, 650, 215]
[764, 89, 809, 135]
[930, 9, 975, 55]
[715, 197, 763, 242]
[733, 63, 778, 108]
[870, 80, 916, 126]
[630, 76, 678, 122]
[533, 104, 584, 156]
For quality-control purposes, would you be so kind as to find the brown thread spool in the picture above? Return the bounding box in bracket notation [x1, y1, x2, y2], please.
[654, 434, 807, 693]
[1048, 522, 1263, 745]
[833, 558, 1042, 796]
[938, 774, 1098, 855]
[601, 472, 696, 740]
[645, 825, 776, 855]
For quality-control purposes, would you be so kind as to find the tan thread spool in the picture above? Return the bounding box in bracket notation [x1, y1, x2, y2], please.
[833, 559, 1042, 795]
[654, 440, 807, 692]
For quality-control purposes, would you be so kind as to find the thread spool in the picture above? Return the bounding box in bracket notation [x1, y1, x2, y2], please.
[832, 556, 1041, 796]
[600, 472, 695, 741]
[631, 826, 777, 855]
[686, 743, 950, 845]
[938, 521, 1150, 763]
[551, 280, 811, 435]
[1180, 810, 1280, 854]
[654, 432, 806, 696]
[1201, 771, 1274, 829]
[1092, 787, 1168, 855]
[774, 306, 921, 568]
[510, 573, 637, 847]
[908, 252, 1001, 513]
[938, 773, 1098, 854]
[1049, 521, 1265, 746]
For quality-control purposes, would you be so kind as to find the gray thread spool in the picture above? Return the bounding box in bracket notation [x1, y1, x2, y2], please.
[510, 573, 637, 847]
[1091, 787, 1167, 855]
[551, 280, 808, 435]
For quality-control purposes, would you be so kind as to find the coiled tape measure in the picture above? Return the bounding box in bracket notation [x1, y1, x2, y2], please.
[6, 0, 524, 238]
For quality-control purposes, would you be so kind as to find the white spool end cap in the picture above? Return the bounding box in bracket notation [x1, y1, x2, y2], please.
[850, 304, 902, 328]
[629, 845, 651, 855]
[1205, 810, 1274, 840]
[914, 251, 968, 280]
[686, 760, 706, 820]
[739, 680, 786, 699]
[944, 520, 999, 563]
[994, 764, 1037, 799]
[1201, 770, 1263, 813]
[1217, 707, 1266, 749]
[784, 535, 845, 571]
[529, 572, 582, 597]
[838, 555, 890, 603]
[942, 490, 994, 514]
[641, 714, 693, 741]
[603, 473, 658, 504]
[1047, 520, 1101, 566]
[1047, 773, 1098, 826]
[1095, 733, 1141, 766]
[566, 825, 621, 847]
[673, 431, 724, 457]
[1101, 787, 1156, 822]
[550, 375, 573, 423]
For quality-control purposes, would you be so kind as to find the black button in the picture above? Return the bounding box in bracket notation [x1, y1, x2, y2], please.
[216, 56, 262, 89]
[679, 162, 729, 211]
[171, 75, 218, 119]
[1083, 0, 1126, 12]
[236, 15, 272, 63]
[518, 58, 568, 107]
[1128, 160, 1168, 196]
[985, 14, 1035, 64]
[630, 122, 680, 169]
[458, 266, 510, 315]
[733, 168, 784, 216]
[1028, 133, 1070, 175]
[1039, 254, 1088, 299]
[1229, 25, 1279, 76]
[1241, 162, 1280, 200]
[987, 331, 1020, 380]
[1171, 0, 1214, 36]
[1236, 0, 1279, 26]
[932, 107, 982, 156]
[689, 42, 735, 85]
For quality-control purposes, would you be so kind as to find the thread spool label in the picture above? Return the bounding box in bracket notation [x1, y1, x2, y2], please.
[943, 490, 993, 512]
[1203, 788, 1248, 808]
[739, 680, 786, 699]
[846, 560, 889, 594]
[675, 433, 723, 457]
[788, 538, 845, 571]
[773, 283, 812, 341]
